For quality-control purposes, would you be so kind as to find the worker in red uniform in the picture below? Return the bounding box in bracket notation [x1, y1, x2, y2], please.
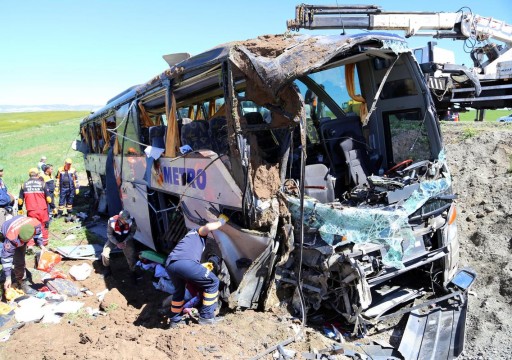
[164, 214, 229, 327]
[55, 158, 79, 217]
[1, 215, 45, 293]
[18, 168, 51, 246]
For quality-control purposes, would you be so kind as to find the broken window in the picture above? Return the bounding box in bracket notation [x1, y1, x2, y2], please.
[383, 109, 432, 164]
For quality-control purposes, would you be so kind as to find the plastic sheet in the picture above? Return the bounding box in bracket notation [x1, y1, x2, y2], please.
[69, 263, 92, 281]
[37, 250, 62, 272]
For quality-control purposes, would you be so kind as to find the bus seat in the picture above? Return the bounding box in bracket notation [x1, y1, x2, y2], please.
[319, 115, 362, 179]
[209, 116, 228, 155]
[180, 120, 212, 150]
[304, 164, 335, 203]
[340, 137, 372, 186]
[149, 125, 167, 148]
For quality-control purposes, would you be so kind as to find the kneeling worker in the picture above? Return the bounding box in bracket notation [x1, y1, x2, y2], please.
[102, 210, 138, 281]
[1, 215, 46, 293]
[164, 214, 229, 327]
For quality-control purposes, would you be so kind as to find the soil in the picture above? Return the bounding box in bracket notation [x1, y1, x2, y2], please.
[0, 122, 510, 360]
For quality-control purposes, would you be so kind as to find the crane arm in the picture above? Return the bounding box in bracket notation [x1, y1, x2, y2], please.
[287, 4, 512, 47]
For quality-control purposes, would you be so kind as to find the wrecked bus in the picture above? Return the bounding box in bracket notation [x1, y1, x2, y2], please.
[77, 32, 473, 356]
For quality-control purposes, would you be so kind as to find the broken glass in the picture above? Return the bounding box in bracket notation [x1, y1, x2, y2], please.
[287, 150, 451, 268]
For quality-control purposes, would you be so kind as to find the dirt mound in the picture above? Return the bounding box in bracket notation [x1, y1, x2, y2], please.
[442, 123, 512, 359]
[0, 123, 510, 359]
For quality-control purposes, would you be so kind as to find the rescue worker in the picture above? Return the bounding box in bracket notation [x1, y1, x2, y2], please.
[41, 164, 57, 218]
[164, 214, 229, 327]
[18, 168, 51, 246]
[102, 210, 138, 281]
[1, 215, 46, 294]
[0, 165, 15, 225]
[55, 158, 79, 217]
[37, 156, 47, 173]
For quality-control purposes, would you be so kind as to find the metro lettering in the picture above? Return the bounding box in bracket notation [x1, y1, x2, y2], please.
[160, 166, 207, 190]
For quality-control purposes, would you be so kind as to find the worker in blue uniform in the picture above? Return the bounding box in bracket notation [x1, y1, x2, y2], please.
[164, 214, 229, 327]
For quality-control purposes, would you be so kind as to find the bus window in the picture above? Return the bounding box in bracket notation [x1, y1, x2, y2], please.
[117, 105, 141, 156]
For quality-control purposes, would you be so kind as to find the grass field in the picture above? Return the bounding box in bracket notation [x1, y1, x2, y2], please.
[0, 111, 102, 266]
[457, 109, 509, 122]
[0, 111, 89, 191]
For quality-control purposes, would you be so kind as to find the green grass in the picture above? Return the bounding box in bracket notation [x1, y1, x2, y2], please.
[0, 111, 101, 261]
[0, 111, 88, 191]
[458, 109, 509, 122]
[462, 127, 478, 139]
[0, 111, 89, 133]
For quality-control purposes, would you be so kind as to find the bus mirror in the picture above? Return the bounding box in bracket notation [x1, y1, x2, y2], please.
[449, 268, 477, 291]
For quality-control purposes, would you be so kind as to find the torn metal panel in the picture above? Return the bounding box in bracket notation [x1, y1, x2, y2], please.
[228, 241, 276, 309]
[398, 299, 468, 360]
[232, 33, 407, 98]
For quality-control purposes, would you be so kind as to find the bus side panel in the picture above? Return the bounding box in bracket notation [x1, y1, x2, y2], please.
[150, 151, 243, 209]
[120, 181, 155, 250]
[117, 156, 155, 249]
[84, 154, 106, 192]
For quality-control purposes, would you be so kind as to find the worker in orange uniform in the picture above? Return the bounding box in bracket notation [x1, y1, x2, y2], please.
[18, 168, 51, 246]
[55, 158, 79, 217]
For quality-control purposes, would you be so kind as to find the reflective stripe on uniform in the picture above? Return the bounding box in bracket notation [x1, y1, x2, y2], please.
[171, 300, 184, 314]
[202, 291, 218, 306]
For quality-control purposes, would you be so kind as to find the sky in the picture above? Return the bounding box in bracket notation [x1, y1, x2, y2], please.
[1, 0, 511, 107]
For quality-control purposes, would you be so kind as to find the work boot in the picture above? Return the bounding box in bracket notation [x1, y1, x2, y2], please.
[15, 280, 37, 296]
[198, 316, 223, 325]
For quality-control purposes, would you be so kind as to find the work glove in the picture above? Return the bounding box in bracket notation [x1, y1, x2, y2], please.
[17, 198, 23, 206]
[75, 189, 79, 195]
[17, 210, 24, 215]
[46, 196, 52, 204]
[217, 214, 229, 225]
[3, 277, 11, 290]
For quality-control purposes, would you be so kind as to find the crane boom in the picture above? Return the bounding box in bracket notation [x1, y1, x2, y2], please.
[287, 5, 512, 45]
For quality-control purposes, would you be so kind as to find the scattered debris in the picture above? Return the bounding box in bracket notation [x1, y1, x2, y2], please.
[63, 234, 77, 241]
[80, 288, 94, 296]
[46, 278, 82, 297]
[96, 289, 109, 302]
[55, 244, 103, 260]
[69, 263, 93, 281]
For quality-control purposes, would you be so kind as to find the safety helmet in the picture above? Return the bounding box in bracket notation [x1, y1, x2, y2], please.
[65, 158, 73, 164]
[28, 167, 39, 175]
[119, 210, 131, 221]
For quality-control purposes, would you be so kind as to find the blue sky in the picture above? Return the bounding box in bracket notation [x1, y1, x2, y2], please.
[1, 0, 510, 106]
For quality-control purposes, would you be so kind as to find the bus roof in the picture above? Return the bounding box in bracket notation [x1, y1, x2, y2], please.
[82, 32, 406, 123]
